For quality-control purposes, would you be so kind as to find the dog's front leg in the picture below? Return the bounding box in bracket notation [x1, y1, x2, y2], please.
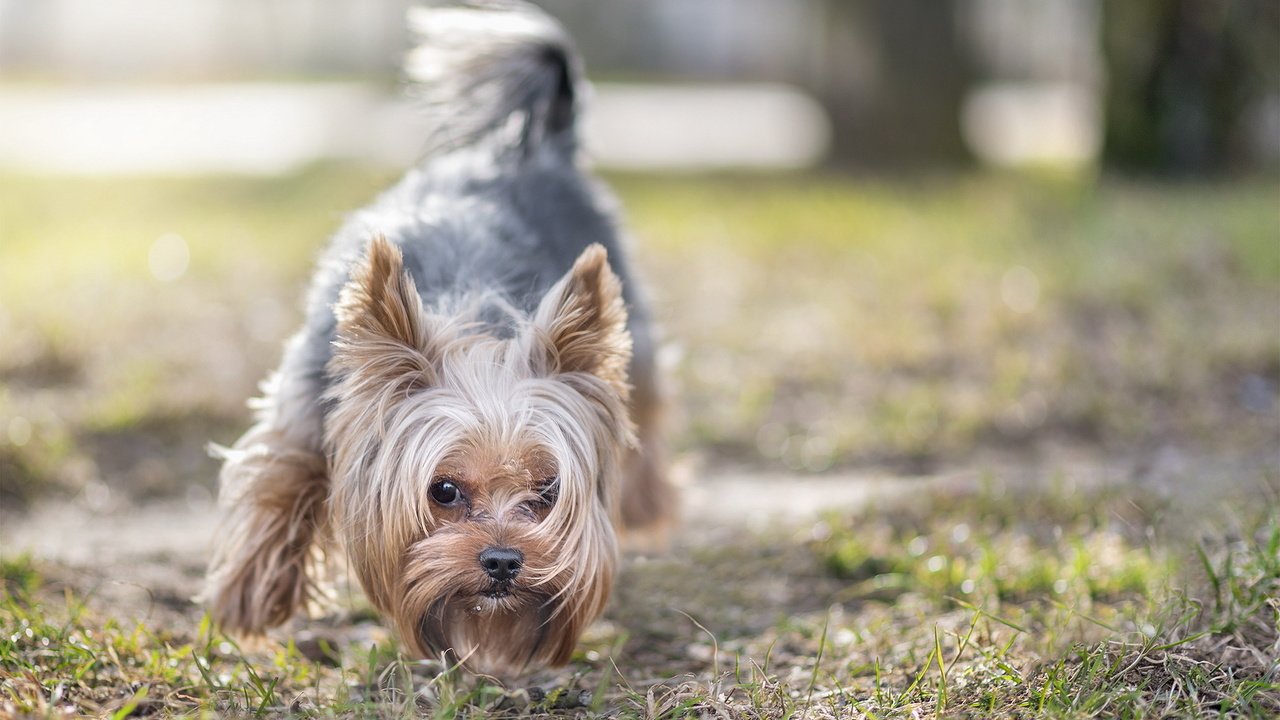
[204, 332, 331, 636]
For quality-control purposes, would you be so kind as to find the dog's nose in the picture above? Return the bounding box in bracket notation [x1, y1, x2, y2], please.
[478, 547, 523, 582]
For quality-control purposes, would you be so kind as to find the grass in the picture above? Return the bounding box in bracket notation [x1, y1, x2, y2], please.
[1, 165, 1278, 716]
[2, 481, 1277, 717]
[2, 169, 1278, 505]
[0, 165, 403, 506]
[613, 173, 1279, 469]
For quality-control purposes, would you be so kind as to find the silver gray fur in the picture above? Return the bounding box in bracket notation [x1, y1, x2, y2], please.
[272, 1, 654, 447]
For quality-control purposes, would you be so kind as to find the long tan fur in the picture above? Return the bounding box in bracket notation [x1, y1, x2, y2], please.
[204, 381, 330, 635]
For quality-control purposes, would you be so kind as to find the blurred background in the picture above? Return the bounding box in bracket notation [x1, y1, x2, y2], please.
[1, 0, 1278, 536]
[2, 0, 1279, 173]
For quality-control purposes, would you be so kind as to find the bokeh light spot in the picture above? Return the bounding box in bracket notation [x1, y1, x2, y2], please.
[1000, 265, 1040, 314]
[8, 416, 32, 447]
[149, 232, 190, 282]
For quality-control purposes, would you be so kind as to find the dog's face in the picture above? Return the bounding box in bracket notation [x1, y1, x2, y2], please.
[323, 237, 632, 676]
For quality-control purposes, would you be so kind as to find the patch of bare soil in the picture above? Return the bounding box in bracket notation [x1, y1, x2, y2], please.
[5, 449, 1273, 648]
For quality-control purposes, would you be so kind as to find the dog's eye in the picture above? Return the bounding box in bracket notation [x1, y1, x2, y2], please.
[537, 476, 559, 506]
[429, 478, 461, 506]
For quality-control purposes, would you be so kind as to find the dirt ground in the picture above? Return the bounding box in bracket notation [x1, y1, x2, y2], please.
[2, 449, 1273, 655]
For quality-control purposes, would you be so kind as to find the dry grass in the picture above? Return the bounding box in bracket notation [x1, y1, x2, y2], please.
[2, 170, 1278, 504]
[615, 173, 1279, 472]
[1, 166, 1278, 717]
[2, 481, 1277, 717]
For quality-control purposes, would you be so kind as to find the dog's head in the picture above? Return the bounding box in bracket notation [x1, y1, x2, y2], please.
[324, 236, 632, 676]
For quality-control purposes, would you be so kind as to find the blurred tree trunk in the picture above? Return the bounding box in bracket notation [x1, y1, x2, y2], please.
[814, 0, 974, 170]
[1102, 0, 1279, 174]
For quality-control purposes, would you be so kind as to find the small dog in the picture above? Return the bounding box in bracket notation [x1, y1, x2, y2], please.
[204, 1, 671, 676]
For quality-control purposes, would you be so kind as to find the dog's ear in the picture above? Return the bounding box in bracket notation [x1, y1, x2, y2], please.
[331, 235, 436, 390]
[531, 244, 632, 399]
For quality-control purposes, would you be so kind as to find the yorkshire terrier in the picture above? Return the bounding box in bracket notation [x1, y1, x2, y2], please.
[204, 1, 671, 676]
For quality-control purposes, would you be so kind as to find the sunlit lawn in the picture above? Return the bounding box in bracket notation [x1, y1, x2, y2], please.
[1, 166, 1278, 716]
[2, 168, 1276, 502]
[3, 483, 1277, 717]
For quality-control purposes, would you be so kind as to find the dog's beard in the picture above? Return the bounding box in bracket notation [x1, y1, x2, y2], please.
[416, 595, 561, 676]
[395, 528, 601, 677]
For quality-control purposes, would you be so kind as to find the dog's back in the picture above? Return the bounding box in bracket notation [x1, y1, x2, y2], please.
[306, 2, 646, 341]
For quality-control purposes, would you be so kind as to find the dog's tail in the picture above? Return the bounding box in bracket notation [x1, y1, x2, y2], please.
[405, 1, 582, 160]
